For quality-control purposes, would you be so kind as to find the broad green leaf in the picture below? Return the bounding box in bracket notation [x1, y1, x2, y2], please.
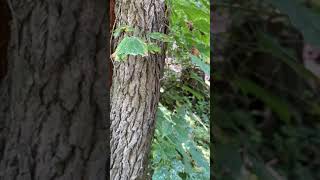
[190, 55, 210, 75]
[168, 135, 193, 172]
[172, 160, 185, 173]
[174, 126, 190, 142]
[193, 18, 210, 35]
[153, 167, 170, 180]
[162, 141, 177, 158]
[157, 104, 175, 124]
[113, 36, 148, 61]
[160, 119, 173, 137]
[174, 0, 209, 22]
[152, 144, 162, 164]
[187, 142, 210, 172]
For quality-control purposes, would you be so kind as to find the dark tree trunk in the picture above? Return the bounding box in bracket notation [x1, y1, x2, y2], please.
[110, 0, 167, 179]
[0, 0, 109, 179]
[0, 0, 10, 80]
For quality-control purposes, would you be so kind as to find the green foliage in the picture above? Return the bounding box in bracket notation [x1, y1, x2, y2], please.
[214, 0, 320, 179]
[167, 0, 210, 64]
[113, 25, 135, 38]
[152, 105, 209, 180]
[265, 0, 320, 47]
[150, 0, 210, 179]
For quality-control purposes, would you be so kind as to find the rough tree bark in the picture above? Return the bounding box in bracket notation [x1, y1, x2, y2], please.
[110, 0, 167, 179]
[0, 0, 108, 179]
[0, 0, 10, 80]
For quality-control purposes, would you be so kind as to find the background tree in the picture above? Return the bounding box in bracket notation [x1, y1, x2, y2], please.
[0, 0, 108, 179]
[109, 0, 167, 179]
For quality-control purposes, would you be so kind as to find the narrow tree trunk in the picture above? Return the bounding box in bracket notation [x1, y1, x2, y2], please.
[0, 0, 108, 179]
[110, 0, 167, 179]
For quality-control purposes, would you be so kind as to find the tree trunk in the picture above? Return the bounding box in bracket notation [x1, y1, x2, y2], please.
[0, 1, 10, 81]
[110, 0, 167, 179]
[0, 0, 108, 179]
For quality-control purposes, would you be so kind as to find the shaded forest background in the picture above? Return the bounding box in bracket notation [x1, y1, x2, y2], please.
[213, 0, 320, 180]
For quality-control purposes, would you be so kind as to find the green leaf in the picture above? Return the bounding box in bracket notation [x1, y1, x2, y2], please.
[182, 85, 204, 100]
[157, 104, 175, 124]
[174, 0, 209, 23]
[113, 36, 148, 61]
[148, 32, 173, 42]
[113, 25, 135, 38]
[153, 167, 170, 180]
[193, 18, 210, 35]
[161, 119, 173, 137]
[172, 160, 185, 173]
[147, 43, 161, 54]
[166, 135, 193, 172]
[187, 142, 210, 172]
[162, 141, 177, 158]
[168, 169, 183, 180]
[190, 55, 210, 75]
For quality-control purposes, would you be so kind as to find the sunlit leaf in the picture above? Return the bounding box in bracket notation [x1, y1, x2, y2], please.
[190, 55, 210, 75]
